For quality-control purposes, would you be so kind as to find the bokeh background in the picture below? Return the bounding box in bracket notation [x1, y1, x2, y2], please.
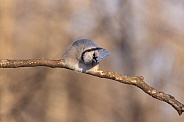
[1, 0, 184, 122]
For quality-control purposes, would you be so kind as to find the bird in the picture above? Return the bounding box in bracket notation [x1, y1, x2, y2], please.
[62, 39, 110, 72]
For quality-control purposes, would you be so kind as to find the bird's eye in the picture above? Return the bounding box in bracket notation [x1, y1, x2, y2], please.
[93, 52, 96, 57]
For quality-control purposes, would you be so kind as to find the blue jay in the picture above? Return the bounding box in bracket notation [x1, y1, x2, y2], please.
[62, 39, 110, 72]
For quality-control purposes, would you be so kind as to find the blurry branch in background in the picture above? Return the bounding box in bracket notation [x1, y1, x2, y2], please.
[0, 59, 184, 115]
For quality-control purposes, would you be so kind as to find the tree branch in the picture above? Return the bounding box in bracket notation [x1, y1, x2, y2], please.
[0, 59, 184, 115]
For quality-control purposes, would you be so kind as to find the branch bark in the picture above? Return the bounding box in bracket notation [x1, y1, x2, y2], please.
[0, 59, 184, 115]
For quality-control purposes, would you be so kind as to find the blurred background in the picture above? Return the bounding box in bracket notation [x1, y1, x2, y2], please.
[0, 0, 184, 122]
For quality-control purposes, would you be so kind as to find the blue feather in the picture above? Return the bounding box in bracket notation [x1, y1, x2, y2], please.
[96, 48, 110, 63]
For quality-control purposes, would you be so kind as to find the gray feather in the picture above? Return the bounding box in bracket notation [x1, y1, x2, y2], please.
[62, 39, 109, 72]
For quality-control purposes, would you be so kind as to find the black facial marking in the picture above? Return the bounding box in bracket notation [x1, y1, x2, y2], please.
[91, 52, 96, 66]
[93, 52, 98, 63]
[81, 47, 102, 62]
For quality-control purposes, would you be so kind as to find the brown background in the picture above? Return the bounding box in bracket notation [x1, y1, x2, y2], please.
[0, 0, 184, 122]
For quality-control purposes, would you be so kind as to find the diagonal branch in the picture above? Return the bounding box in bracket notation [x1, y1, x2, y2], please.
[0, 59, 184, 115]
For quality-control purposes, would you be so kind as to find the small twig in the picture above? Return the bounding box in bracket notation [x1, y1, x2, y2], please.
[0, 59, 184, 115]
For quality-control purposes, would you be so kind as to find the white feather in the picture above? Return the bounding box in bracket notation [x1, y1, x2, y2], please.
[62, 39, 109, 72]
